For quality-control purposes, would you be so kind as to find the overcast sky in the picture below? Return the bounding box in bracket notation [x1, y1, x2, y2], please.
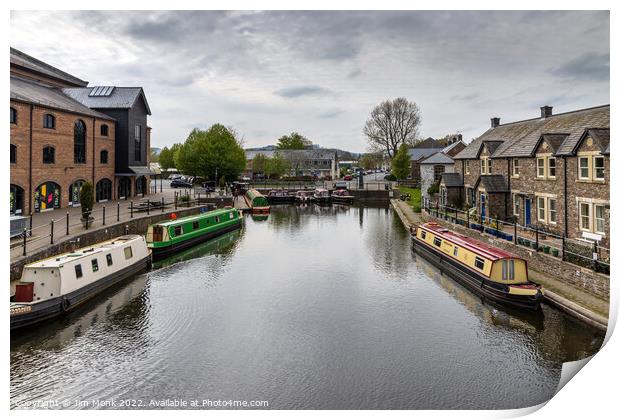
[10, 10, 609, 153]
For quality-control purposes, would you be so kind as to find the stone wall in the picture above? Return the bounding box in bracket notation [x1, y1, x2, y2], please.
[421, 212, 610, 299]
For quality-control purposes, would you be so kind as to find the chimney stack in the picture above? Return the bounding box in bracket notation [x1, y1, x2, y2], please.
[541, 105, 553, 118]
[491, 117, 500, 128]
[457, 133, 463, 142]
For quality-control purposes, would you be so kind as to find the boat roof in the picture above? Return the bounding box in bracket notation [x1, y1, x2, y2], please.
[155, 208, 236, 227]
[419, 222, 519, 261]
[26, 235, 142, 268]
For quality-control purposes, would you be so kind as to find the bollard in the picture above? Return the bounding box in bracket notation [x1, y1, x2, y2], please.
[161, 197, 165, 212]
[103, 206, 106, 226]
[29, 213, 33, 237]
[22, 228, 27, 256]
[66, 212, 69, 235]
[130, 201, 134, 218]
[50, 219, 54, 244]
[125, 225, 129, 235]
[561, 236, 566, 261]
[466, 208, 470, 229]
[514, 222, 517, 245]
[147, 199, 150, 215]
[535, 227, 539, 251]
[117, 202, 120, 222]
[175, 194, 178, 210]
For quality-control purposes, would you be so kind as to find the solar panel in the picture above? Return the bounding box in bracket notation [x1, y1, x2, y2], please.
[88, 86, 115, 97]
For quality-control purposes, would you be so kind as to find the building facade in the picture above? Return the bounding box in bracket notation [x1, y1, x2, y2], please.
[245, 148, 339, 179]
[443, 104, 609, 247]
[10, 48, 152, 215]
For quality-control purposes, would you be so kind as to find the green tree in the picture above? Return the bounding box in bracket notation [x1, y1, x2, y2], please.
[276, 132, 312, 150]
[175, 125, 246, 181]
[252, 153, 269, 175]
[391, 144, 411, 180]
[265, 153, 290, 178]
[158, 144, 180, 171]
[359, 152, 382, 170]
[79, 181, 94, 224]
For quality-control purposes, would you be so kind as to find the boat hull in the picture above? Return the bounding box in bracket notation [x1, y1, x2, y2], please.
[150, 219, 242, 261]
[412, 236, 543, 310]
[11, 255, 151, 331]
[266, 196, 295, 204]
[331, 196, 354, 204]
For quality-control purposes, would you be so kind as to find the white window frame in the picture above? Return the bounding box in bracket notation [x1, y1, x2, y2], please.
[594, 204, 605, 234]
[480, 159, 486, 175]
[594, 156, 605, 180]
[465, 160, 470, 175]
[579, 202, 591, 232]
[513, 193, 520, 216]
[512, 159, 520, 177]
[579, 157, 590, 180]
[548, 157, 556, 179]
[548, 198, 557, 224]
[487, 158, 492, 174]
[537, 158, 545, 178]
[537, 197, 546, 222]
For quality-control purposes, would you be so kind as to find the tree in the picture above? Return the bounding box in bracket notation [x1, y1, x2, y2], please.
[252, 153, 269, 175]
[79, 181, 94, 225]
[174, 124, 246, 181]
[276, 132, 312, 150]
[265, 153, 290, 178]
[158, 143, 181, 171]
[391, 144, 411, 180]
[359, 152, 383, 170]
[363, 97, 422, 159]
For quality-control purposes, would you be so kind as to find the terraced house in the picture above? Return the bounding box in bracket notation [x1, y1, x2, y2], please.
[441, 104, 610, 247]
[10, 48, 153, 215]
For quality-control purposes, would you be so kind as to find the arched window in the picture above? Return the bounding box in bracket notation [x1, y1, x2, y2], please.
[100, 150, 109, 164]
[74, 120, 86, 163]
[69, 180, 86, 206]
[10, 184, 25, 215]
[43, 114, 56, 129]
[96, 178, 112, 202]
[34, 181, 61, 212]
[10, 144, 16, 164]
[10, 107, 17, 124]
[43, 146, 55, 164]
[100, 124, 109, 136]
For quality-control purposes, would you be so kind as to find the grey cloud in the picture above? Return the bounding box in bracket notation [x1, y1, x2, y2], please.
[450, 93, 480, 101]
[348, 69, 362, 79]
[317, 109, 344, 119]
[551, 52, 610, 81]
[274, 86, 334, 98]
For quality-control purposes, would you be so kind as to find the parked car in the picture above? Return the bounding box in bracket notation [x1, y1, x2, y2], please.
[170, 179, 193, 188]
[343, 175, 353, 181]
[334, 181, 348, 190]
[241, 176, 251, 181]
[202, 181, 216, 192]
[168, 174, 181, 180]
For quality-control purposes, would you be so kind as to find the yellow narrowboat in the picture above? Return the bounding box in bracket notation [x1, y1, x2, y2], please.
[412, 222, 543, 310]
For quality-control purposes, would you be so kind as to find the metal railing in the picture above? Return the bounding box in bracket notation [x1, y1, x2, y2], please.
[422, 198, 610, 274]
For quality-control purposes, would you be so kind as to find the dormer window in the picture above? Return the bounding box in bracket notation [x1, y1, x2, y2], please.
[537, 158, 545, 178]
[594, 156, 605, 180]
[548, 157, 556, 178]
[480, 157, 492, 175]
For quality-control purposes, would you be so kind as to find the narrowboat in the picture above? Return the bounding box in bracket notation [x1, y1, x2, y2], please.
[146, 207, 242, 260]
[330, 189, 354, 204]
[312, 188, 331, 205]
[245, 189, 270, 214]
[266, 189, 295, 204]
[295, 190, 313, 203]
[412, 222, 543, 310]
[10, 235, 150, 331]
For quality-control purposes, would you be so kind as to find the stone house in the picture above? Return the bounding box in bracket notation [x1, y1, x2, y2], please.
[450, 104, 610, 247]
[438, 173, 464, 208]
[409, 136, 465, 183]
[419, 152, 455, 200]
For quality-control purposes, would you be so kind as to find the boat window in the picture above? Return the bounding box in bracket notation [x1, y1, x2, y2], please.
[420, 230, 426, 240]
[75, 264, 83, 279]
[106, 253, 113, 266]
[509, 260, 515, 280]
[474, 257, 485, 271]
[193, 221, 200, 230]
[91, 258, 99, 272]
[215, 216, 220, 223]
[229, 213, 234, 219]
[502, 261, 508, 280]
[433, 237, 442, 247]
[453, 246, 458, 257]
[174, 226, 183, 236]
[124, 246, 133, 259]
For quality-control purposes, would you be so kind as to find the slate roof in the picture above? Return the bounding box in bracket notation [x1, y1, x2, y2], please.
[408, 147, 443, 161]
[536, 133, 569, 153]
[11, 76, 115, 121]
[583, 128, 610, 155]
[454, 105, 610, 159]
[475, 175, 509, 193]
[420, 152, 454, 165]
[10, 47, 88, 87]
[441, 140, 465, 155]
[414, 137, 442, 149]
[63, 87, 152, 115]
[440, 172, 463, 187]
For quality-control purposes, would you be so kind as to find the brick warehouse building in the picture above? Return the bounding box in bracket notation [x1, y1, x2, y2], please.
[439, 104, 609, 247]
[10, 48, 152, 215]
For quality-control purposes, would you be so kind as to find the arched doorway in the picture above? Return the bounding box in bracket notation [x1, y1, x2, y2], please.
[69, 180, 86, 207]
[10, 184, 24, 215]
[135, 176, 147, 196]
[118, 177, 131, 199]
[96, 178, 113, 202]
[34, 181, 61, 212]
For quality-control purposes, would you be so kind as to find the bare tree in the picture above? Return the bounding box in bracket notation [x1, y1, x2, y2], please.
[363, 98, 422, 159]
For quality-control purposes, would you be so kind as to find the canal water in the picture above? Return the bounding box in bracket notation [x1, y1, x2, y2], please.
[10, 205, 604, 409]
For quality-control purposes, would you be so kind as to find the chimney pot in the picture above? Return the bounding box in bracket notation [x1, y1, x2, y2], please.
[491, 117, 500, 128]
[457, 133, 463, 142]
[541, 105, 553, 118]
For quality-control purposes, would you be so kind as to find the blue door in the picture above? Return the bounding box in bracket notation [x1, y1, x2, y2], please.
[480, 194, 486, 222]
[525, 198, 531, 226]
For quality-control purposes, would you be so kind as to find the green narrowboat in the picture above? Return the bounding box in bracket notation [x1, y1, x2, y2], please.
[146, 207, 242, 261]
[244, 189, 270, 214]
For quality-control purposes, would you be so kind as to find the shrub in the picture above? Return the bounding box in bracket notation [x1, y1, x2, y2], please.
[427, 181, 439, 195]
[79, 182, 94, 220]
[384, 174, 396, 181]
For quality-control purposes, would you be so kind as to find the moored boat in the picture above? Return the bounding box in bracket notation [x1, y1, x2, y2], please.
[245, 189, 270, 214]
[295, 190, 313, 203]
[147, 207, 242, 260]
[313, 188, 331, 205]
[266, 189, 295, 204]
[11, 235, 151, 331]
[412, 222, 543, 310]
[330, 189, 354, 204]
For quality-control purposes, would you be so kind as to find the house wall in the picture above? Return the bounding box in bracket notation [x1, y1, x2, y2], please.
[421, 163, 454, 199]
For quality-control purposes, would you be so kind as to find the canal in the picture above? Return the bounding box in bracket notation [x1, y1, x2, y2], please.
[10, 204, 604, 409]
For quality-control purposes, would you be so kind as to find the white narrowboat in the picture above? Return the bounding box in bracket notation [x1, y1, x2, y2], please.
[10, 235, 151, 331]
